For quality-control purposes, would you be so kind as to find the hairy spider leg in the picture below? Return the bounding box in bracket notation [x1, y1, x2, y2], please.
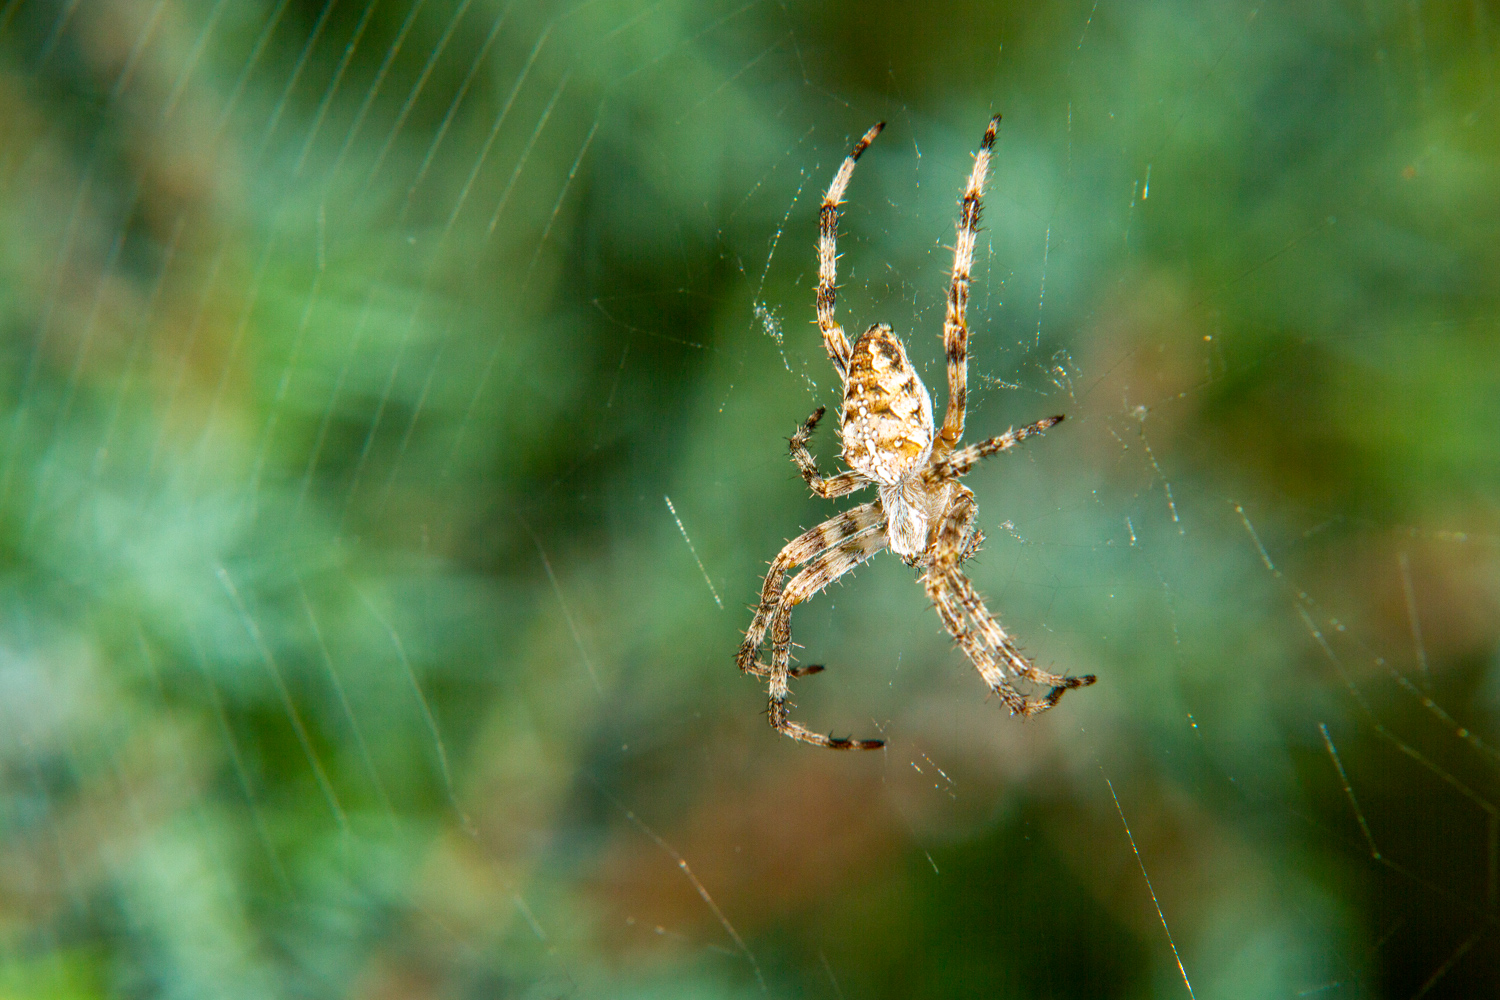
[922, 486, 1095, 715]
[738, 501, 883, 678]
[939, 115, 1001, 452]
[766, 527, 889, 749]
[791, 406, 869, 499]
[739, 115, 1092, 750]
[943, 567, 1095, 714]
[817, 122, 885, 381]
[932, 414, 1064, 479]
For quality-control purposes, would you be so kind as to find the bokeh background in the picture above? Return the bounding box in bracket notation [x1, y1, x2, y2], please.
[2, 1, 1499, 997]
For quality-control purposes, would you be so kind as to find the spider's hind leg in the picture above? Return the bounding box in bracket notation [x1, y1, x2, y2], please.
[923, 486, 1094, 716]
[944, 567, 1096, 713]
[762, 527, 889, 750]
[738, 502, 882, 677]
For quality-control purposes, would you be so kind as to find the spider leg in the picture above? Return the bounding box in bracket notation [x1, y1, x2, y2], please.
[818, 122, 884, 381]
[923, 486, 1094, 716]
[766, 527, 889, 749]
[925, 572, 1029, 715]
[943, 567, 1095, 715]
[958, 527, 986, 564]
[751, 519, 886, 681]
[790, 406, 870, 499]
[933, 414, 1063, 479]
[938, 115, 1000, 450]
[738, 502, 883, 677]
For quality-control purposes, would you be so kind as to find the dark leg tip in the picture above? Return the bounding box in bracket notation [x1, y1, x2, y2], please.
[827, 734, 885, 751]
[789, 664, 825, 678]
[850, 122, 885, 159]
[983, 115, 1001, 148]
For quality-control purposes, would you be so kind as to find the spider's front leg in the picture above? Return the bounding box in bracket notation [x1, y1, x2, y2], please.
[818, 121, 885, 378]
[939, 115, 1001, 450]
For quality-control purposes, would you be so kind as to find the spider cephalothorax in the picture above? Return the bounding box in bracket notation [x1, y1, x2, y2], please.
[737, 116, 1095, 750]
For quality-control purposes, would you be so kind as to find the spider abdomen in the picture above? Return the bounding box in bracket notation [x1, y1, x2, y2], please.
[840, 323, 935, 486]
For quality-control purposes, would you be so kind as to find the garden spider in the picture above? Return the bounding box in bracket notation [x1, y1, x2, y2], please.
[737, 116, 1095, 750]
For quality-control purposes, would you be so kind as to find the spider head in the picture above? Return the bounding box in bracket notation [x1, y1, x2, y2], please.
[840, 323, 935, 486]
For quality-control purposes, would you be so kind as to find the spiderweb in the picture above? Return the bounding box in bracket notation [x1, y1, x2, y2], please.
[1, 1, 1497, 997]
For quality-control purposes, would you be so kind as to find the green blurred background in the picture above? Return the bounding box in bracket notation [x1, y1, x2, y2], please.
[2, 0, 1498, 996]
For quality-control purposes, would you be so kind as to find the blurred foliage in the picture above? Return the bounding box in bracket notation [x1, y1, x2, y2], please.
[1, 0, 1499, 997]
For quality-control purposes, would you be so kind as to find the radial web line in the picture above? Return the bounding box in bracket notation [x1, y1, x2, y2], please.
[585, 774, 766, 993]
[521, 102, 602, 290]
[406, 1, 514, 206]
[665, 495, 724, 608]
[1236, 506, 1500, 818]
[444, 24, 553, 236]
[261, 0, 338, 149]
[484, 71, 571, 239]
[160, 0, 228, 121]
[299, 579, 399, 831]
[214, 0, 293, 136]
[187, 627, 292, 894]
[1319, 723, 1380, 860]
[1397, 551, 1431, 688]
[217, 565, 349, 836]
[108, 0, 169, 101]
[1410, 928, 1485, 1000]
[524, 519, 604, 696]
[356, 586, 474, 833]
[325, 0, 431, 184]
[1104, 771, 1195, 999]
[365, 0, 477, 188]
[296, 0, 381, 176]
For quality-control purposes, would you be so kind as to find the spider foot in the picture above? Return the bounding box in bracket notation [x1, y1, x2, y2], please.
[794, 406, 827, 440]
[958, 528, 986, 563]
[771, 701, 884, 750]
[823, 733, 886, 751]
[739, 656, 824, 680]
[735, 643, 764, 675]
[1002, 673, 1096, 717]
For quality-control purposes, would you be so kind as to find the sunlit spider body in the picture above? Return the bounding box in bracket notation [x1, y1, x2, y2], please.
[737, 116, 1095, 750]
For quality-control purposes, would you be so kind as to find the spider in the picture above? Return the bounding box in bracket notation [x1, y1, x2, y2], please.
[737, 116, 1095, 750]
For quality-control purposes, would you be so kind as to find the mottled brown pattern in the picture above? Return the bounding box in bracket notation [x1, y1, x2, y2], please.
[738, 117, 1093, 750]
[841, 324, 934, 485]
